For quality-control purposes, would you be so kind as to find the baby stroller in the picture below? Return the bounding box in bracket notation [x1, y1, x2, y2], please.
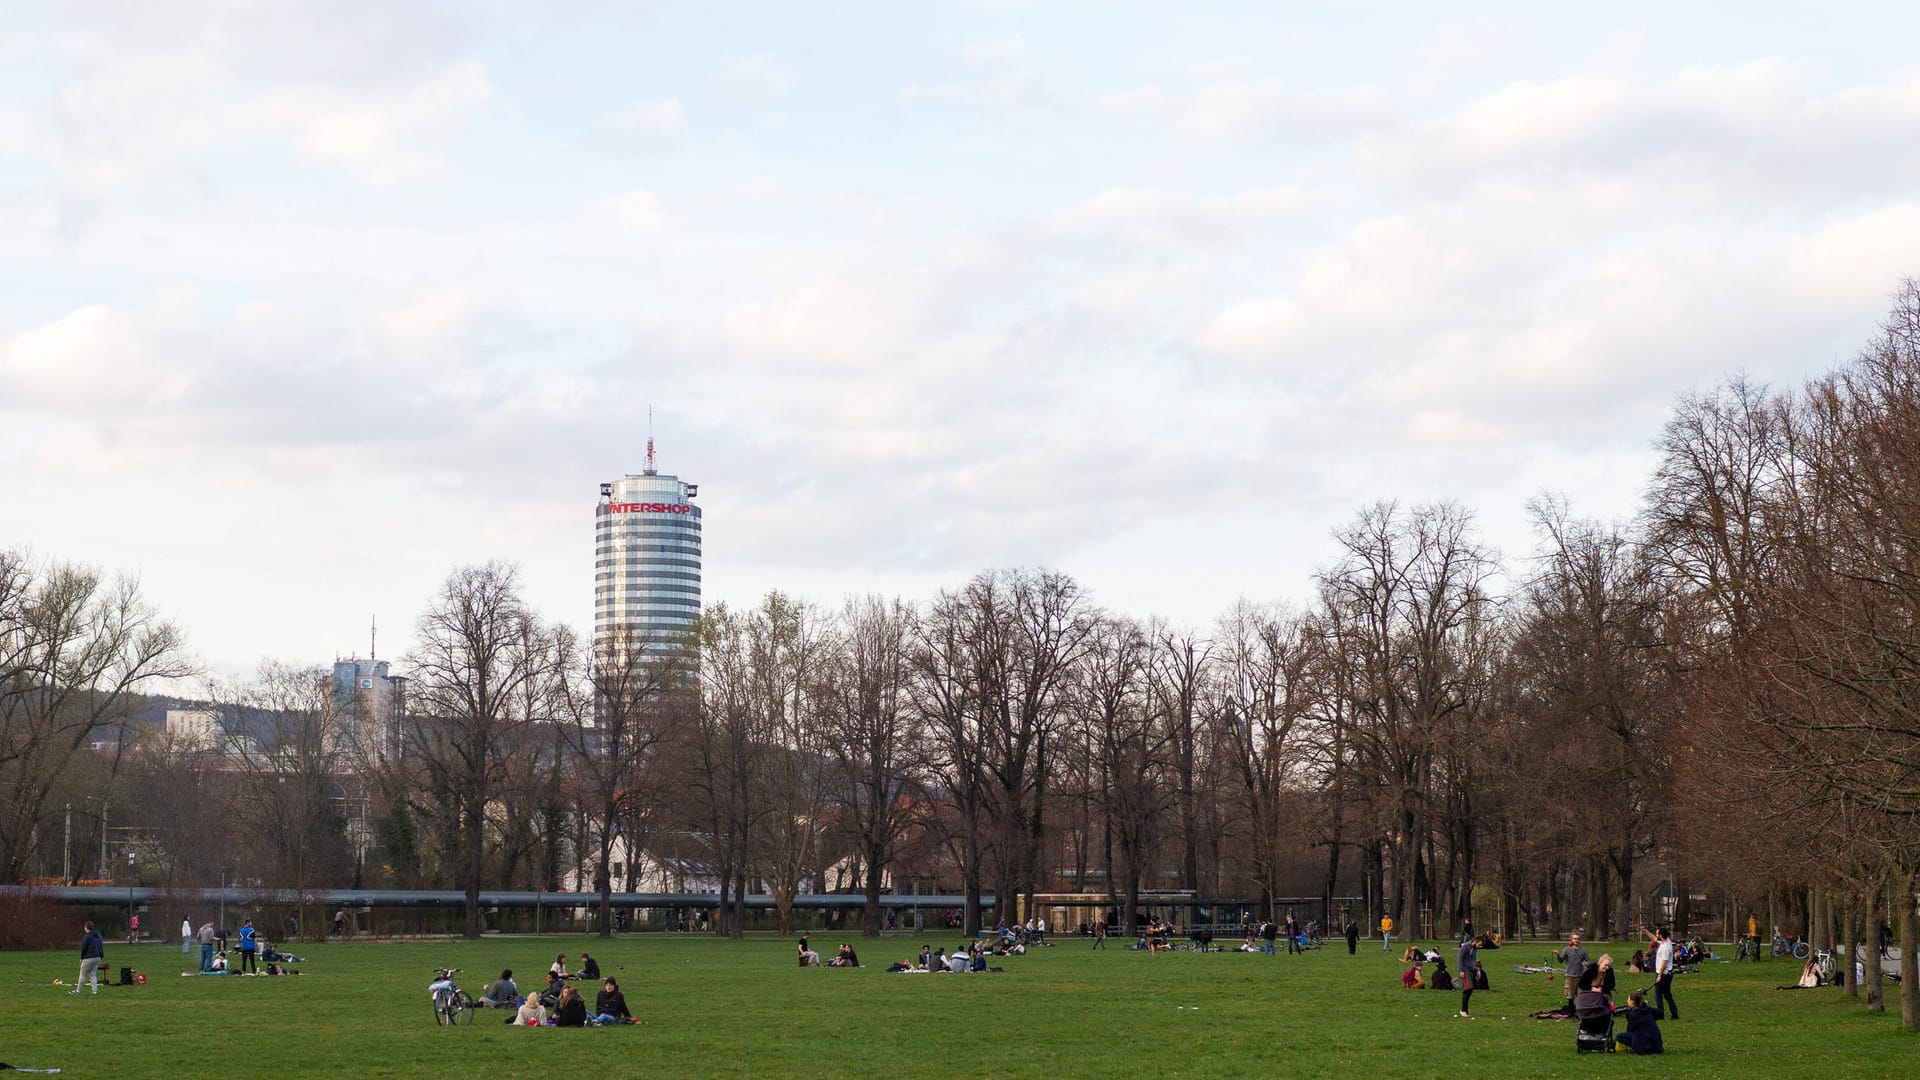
[1573, 989, 1614, 1053]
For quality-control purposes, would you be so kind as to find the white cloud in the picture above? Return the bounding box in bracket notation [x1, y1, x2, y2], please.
[603, 97, 686, 144]
[717, 54, 795, 96]
[1044, 185, 1318, 248]
[592, 190, 667, 230]
[246, 60, 490, 187]
[1102, 78, 1393, 142]
[963, 34, 1025, 62]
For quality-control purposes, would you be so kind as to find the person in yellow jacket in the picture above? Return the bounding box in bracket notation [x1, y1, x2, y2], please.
[1381, 914, 1395, 952]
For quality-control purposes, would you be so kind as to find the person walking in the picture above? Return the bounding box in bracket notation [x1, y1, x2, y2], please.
[127, 913, 139, 945]
[181, 916, 193, 955]
[238, 918, 259, 975]
[1457, 933, 1480, 1018]
[1344, 915, 1359, 955]
[1555, 932, 1590, 1012]
[1092, 919, 1107, 950]
[1380, 914, 1394, 952]
[1650, 926, 1679, 1020]
[73, 921, 105, 995]
[196, 921, 216, 972]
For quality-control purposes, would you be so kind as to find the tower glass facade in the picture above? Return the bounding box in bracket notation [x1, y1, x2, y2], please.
[595, 470, 701, 654]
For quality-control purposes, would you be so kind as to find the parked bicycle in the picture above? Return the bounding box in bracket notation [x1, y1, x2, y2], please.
[1812, 947, 1837, 984]
[1771, 934, 1810, 960]
[429, 967, 475, 1026]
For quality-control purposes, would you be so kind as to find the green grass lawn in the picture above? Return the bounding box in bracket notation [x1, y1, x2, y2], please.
[1, 935, 1911, 1078]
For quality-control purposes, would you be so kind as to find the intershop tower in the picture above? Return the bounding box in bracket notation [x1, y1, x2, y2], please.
[595, 447, 701, 656]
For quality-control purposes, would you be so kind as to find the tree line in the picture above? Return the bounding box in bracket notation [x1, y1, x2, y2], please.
[3, 280, 1917, 1027]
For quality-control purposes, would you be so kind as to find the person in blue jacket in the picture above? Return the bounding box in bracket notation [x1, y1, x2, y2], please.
[1620, 990, 1664, 1054]
[238, 919, 259, 975]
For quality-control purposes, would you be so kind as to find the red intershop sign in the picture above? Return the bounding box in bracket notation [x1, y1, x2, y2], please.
[608, 502, 693, 514]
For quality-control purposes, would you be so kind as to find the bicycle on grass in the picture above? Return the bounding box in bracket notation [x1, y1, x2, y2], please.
[430, 967, 475, 1026]
[1771, 934, 1810, 960]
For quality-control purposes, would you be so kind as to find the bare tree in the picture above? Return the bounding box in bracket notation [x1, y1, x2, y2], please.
[1319, 502, 1498, 937]
[0, 552, 191, 882]
[404, 562, 561, 938]
[560, 625, 686, 936]
[818, 596, 924, 936]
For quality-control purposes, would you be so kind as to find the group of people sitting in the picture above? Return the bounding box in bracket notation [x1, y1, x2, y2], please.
[795, 935, 864, 968]
[1399, 946, 1489, 992]
[472, 963, 634, 1027]
[885, 942, 1005, 973]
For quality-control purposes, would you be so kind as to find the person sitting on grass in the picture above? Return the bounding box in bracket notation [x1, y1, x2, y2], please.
[549, 953, 569, 980]
[573, 953, 600, 981]
[1402, 962, 1424, 989]
[799, 946, 821, 967]
[1429, 958, 1454, 991]
[515, 996, 548, 1026]
[1777, 957, 1823, 989]
[1618, 990, 1663, 1054]
[538, 971, 565, 1008]
[1628, 950, 1647, 973]
[931, 948, 947, 971]
[947, 949, 969, 973]
[918, 945, 932, 970]
[828, 944, 860, 968]
[552, 985, 589, 1027]
[210, 950, 228, 973]
[592, 978, 631, 1025]
[484, 969, 520, 1009]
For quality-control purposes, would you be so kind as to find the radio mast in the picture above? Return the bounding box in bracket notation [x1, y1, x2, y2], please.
[645, 405, 656, 475]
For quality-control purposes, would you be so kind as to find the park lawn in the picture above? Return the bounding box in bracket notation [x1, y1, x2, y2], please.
[0, 935, 1912, 1079]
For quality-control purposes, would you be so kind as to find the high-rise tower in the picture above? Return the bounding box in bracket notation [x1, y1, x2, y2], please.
[595, 442, 701, 655]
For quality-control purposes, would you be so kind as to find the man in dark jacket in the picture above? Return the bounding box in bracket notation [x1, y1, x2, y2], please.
[1344, 917, 1360, 955]
[74, 921, 105, 994]
[592, 978, 631, 1025]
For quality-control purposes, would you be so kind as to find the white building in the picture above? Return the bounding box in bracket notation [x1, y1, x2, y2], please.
[595, 449, 701, 657]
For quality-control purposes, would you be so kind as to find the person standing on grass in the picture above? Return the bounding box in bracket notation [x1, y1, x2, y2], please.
[1457, 933, 1480, 1018]
[127, 913, 139, 945]
[1093, 919, 1107, 950]
[1284, 911, 1301, 955]
[1555, 932, 1589, 1011]
[1650, 926, 1679, 1020]
[181, 916, 193, 954]
[1344, 915, 1359, 955]
[1380, 914, 1394, 952]
[197, 921, 215, 972]
[74, 920, 104, 995]
[238, 918, 259, 975]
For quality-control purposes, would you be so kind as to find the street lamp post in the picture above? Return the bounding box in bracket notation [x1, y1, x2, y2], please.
[127, 850, 136, 944]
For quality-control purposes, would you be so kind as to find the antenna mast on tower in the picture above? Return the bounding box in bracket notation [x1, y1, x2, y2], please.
[645, 405, 657, 475]
[370, 615, 377, 660]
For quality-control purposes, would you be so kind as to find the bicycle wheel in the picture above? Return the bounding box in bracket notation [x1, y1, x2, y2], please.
[1771, 940, 1786, 957]
[1792, 941, 1810, 961]
[432, 1000, 447, 1026]
[449, 989, 476, 1025]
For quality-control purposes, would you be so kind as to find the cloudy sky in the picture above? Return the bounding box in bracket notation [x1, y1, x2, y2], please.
[4, 2, 1919, 678]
